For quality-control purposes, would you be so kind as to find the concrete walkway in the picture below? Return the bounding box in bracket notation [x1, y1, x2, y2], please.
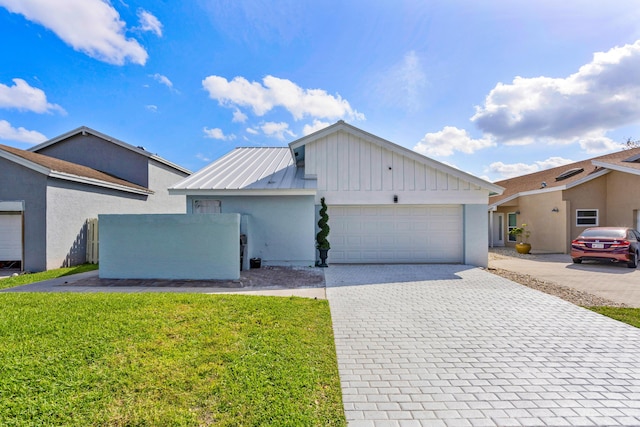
[325, 264, 640, 426]
[0, 270, 326, 298]
[490, 253, 640, 307]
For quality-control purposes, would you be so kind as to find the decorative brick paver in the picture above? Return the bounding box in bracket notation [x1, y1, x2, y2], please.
[325, 265, 640, 426]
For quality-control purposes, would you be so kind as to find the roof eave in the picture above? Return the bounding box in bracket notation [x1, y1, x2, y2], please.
[489, 168, 611, 209]
[168, 188, 317, 197]
[591, 160, 640, 176]
[0, 149, 51, 175]
[48, 171, 154, 195]
[1, 148, 152, 195]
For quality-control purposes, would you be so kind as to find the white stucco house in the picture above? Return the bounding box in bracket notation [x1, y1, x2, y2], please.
[169, 121, 503, 268]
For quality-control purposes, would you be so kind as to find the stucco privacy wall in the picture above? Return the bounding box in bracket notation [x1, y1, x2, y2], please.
[44, 164, 187, 270]
[46, 181, 147, 270]
[100, 214, 240, 280]
[187, 195, 315, 266]
[303, 130, 489, 205]
[42, 164, 186, 270]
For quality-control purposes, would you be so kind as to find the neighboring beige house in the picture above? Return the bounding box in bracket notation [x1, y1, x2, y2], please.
[489, 147, 640, 254]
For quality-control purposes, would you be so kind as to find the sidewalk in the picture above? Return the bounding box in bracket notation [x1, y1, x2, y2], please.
[0, 269, 326, 299]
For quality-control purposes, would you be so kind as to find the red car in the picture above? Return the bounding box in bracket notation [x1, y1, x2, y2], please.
[571, 227, 640, 268]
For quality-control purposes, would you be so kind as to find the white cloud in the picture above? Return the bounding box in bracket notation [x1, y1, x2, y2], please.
[303, 119, 330, 135]
[151, 73, 174, 90]
[0, 78, 65, 114]
[413, 126, 495, 157]
[246, 127, 259, 135]
[0, 120, 47, 143]
[260, 121, 295, 140]
[203, 127, 235, 141]
[487, 162, 542, 179]
[472, 40, 640, 145]
[145, 104, 158, 112]
[202, 74, 365, 121]
[374, 50, 427, 112]
[137, 9, 162, 36]
[535, 156, 575, 169]
[196, 153, 211, 162]
[0, 0, 148, 65]
[232, 109, 247, 123]
[578, 133, 623, 153]
[488, 157, 574, 179]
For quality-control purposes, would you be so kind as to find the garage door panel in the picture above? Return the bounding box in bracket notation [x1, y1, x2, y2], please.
[328, 205, 462, 264]
[0, 214, 22, 261]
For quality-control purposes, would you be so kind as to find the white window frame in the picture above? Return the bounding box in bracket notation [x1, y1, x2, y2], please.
[576, 209, 598, 227]
[507, 212, 517, 242]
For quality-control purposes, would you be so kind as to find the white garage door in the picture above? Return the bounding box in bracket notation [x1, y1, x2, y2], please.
[0, 214, 22, 261]
[328, 205, 463, 263]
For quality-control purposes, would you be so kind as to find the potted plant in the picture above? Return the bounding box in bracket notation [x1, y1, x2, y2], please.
[509, 223, 532, 254]
[316, 197, 330, 267]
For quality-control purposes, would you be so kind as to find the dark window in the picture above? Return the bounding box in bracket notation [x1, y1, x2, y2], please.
[508, 212, 517, 242]
[576, 209, 598, 226]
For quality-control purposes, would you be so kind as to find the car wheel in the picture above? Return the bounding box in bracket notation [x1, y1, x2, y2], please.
[628, 252, 638, 269]
[572, 258, 582, 264]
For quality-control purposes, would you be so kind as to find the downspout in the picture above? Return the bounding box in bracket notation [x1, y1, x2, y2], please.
[488, 206, 496, 248]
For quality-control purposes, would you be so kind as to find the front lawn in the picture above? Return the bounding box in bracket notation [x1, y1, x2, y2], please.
[0, 263, 98, 290]
[589, 307, 640, 329]
[0, 293, 345, 426]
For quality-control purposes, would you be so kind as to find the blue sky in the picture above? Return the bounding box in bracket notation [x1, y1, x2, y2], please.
[1, 0, 640, 182]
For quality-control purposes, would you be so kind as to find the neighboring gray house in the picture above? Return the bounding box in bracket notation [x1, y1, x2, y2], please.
[170, 121, 503, 268]
[0, 127, 190, 272]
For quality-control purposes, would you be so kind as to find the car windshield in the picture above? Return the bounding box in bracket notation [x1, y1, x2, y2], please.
[580, 229, 625, 238]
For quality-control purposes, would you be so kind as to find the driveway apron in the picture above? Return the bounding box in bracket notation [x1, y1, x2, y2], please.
[325, 264, 640, 427]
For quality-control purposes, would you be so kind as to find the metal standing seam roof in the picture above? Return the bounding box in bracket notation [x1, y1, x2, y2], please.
[170, 147, 315, 191]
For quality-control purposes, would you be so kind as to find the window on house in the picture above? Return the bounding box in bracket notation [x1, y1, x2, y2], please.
[193, 199, 221, 214]
[576, 209, 598, 226]
[508, 212, 517, 242]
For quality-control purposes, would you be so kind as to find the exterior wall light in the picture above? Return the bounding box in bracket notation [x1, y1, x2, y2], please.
[552, 207, 559, 212]
[393, 195, 398, 203]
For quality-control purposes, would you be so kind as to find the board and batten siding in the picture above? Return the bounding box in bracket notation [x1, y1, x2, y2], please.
[303, 131, 487, 204]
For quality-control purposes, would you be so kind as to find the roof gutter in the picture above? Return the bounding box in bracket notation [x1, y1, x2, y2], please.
[0, 148, 152, 195]
[168, 188, 317, 196]
[591, 161, 640, 177]
[49, 171, 154, 195]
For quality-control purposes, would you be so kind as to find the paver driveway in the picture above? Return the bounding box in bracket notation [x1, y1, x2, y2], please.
[325, 264, 640, 427]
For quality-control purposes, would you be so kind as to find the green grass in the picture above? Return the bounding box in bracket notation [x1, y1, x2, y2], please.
[588, 307, 640, 329]
[0, 293, 345, 426]
[0, 264, 98, 289]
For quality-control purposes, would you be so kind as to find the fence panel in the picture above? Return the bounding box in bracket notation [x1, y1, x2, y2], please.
[86, 218, 99, 264]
